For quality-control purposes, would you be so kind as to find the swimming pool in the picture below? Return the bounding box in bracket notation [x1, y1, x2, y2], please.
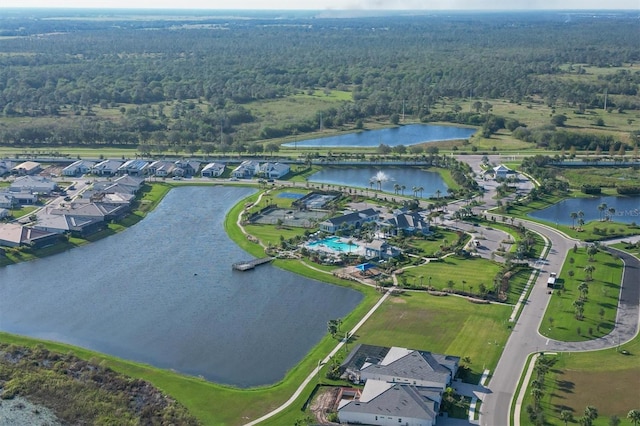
[308, 236, 359, 252]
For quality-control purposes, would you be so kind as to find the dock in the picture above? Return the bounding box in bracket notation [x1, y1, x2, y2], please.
[232, 257, 274, 271]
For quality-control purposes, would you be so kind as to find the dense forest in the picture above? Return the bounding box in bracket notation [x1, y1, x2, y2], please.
[0, 10, 638, 149]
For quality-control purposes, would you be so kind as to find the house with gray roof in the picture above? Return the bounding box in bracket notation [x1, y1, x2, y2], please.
[201, 162, 226, 177]
[257, 162, 290, 179]
[10, 175, 58, 195]
[338, 345, 459, 426]
[0, 193, 15, 209]
[92, 160, 123, 176]
[118, 159, 149, 176]
[47, 201, 128, 222]
[384, 211, 431, 236]
[63, 160, 95, 177]
[319, 208, 378, 233]
[92, 175, 143, 195]
[34, 214, 104, 237]
[174, 160, 201, 177]
[231, 160, 260, 179]
[364, 239, 400, 260]
[338, 381, 441, 426]
[148, 160, 176, 177]
[0, 160, 14, 176]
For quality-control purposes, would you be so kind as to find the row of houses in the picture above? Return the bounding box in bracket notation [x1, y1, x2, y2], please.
[0, 175, 59, 209]
[338, 345, 460, 426]
[0, 175, 144, 248]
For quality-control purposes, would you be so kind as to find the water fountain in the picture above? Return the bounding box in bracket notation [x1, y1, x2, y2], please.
[370, 171, 390, 191]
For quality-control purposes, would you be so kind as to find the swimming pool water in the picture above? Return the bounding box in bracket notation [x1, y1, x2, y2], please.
[309, 236, 359, 252]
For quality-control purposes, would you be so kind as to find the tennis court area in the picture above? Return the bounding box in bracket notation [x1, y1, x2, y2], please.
[249, 207, 327, 228]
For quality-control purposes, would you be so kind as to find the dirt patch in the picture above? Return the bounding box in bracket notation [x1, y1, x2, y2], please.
[390, 296, 407, 303]
[309, 386, 340, 425]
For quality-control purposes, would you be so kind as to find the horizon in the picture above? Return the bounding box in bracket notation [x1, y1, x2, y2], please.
[0, 1, 638, 11]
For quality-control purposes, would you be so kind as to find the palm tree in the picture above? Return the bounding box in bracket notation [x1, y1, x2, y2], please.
[570, 211, 578, 228]
[584, 264, 596, 281]
[577, 218, 585, 230]
[628, 409, 640, 426]
[393, 183, 400, 194]
[627, 409, 640, 426]
[401, 185, 406, 196]
[609, 414, 621, 426]
[418, 186, 424, 198]
[435, 189, 441, 199]
[560, 410, 574, 426]
[584, 406, 598, 421]
[573, 299, 585, 320]
[607, 207, 616, 221]
[578, 282, 589, 300]
[598, 202, 607, 221]
[531, 388, 544, 410]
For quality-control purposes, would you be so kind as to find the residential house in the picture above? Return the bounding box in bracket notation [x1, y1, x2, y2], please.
[47, 201, 128, 222]
[0, 223, 58, 248]
[34, 214, 104, 237]
[11, 161, 41, 176]
[231, 160, 260, 179]
[62, 160, 95, 177]
[201, 162, 226, 177]
[0, 193, 15, 209]
[92, 175, 143, 195]
[363, 239, 400, 260]
[10, 176, 58, 195]
[319, 208, 378, 233]
[337, 345, 460, 426]
[11, 192, 38, 205]
[384, 211, 430, 236]
[117, 159, 149, 176]
[148, 160, 176, 177]
[0, 160, 14, 176]
[91, 160, 123, 176]
[257, 162, 290, 179]
[174, 160, 201, 177]
[338, 381, 441, 426]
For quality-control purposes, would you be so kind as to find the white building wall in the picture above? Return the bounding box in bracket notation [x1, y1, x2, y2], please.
[338, 410, 434, 426]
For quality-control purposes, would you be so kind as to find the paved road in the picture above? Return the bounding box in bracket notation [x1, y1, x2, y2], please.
[448, 155, 640, 426]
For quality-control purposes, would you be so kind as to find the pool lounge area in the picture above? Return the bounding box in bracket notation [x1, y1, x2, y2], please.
[307, 236, 363, 255]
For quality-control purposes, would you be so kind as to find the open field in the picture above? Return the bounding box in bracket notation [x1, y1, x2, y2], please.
[354, 292, 512, 384]
[540, 248, 623, 342]
[520, 336, 640, 426]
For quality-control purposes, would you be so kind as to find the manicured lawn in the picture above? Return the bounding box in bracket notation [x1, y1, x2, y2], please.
[540, 248, 623, 341]
[401, 255, 502, 295]
[520, 335, 640, 426]
[244, 223, 308, 246]
[504, 266, 534, 305]
[355, 292, 512, 383]
[610, 241, 640, 257]
[406, 229, 464, 257]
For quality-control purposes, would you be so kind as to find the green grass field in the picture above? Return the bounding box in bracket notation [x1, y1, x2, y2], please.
[400, 255, 502, 295]
[540, 248, 622, 342]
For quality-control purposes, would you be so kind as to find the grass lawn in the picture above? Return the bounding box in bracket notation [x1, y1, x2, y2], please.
[406, 229, 464, 257]
[400, 255, 502, 295]
[354, 292, 513, 383]
[520, 336, 640, 426]
[244, 223, 308, 246]
[540, 248, 623, 342]
[610, 241, 640, 257]
[504, 266, 535, 305]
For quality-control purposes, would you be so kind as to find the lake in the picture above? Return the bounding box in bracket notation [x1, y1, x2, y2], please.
[528, 195, 640, 225]
[309, 166, 448, 198]
[0, 186, 362, 387]
[283, 124, 476, 148]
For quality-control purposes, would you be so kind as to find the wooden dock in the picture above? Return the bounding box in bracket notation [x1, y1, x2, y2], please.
[232, 257, 274, 271]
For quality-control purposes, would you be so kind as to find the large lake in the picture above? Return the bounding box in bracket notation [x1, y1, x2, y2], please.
[0, 186, 362, 387]
[283, 124, 476, 148]
[309, 166, 448, 198]
[529, 195, 640, 225]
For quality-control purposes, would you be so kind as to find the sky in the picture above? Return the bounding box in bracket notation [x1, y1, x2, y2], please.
[0, 0, 638, 10]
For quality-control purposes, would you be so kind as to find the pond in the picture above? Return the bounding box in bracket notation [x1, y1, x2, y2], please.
[309, 166, 448, 198]
[283, 124, 476, 148]
[0, 186, 363, 388]
[528, 195, 640, 225]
